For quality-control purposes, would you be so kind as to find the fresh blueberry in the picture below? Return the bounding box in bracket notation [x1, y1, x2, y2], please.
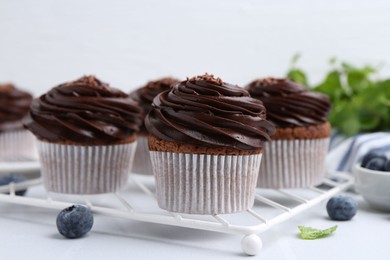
[361, 151, 386, 167]
[0, 174, 27, 196]
[365, 157, 386, 171]
[56, 205, 94, 239]
[383, 159, 390, 172]
[326, 195, 357, 221]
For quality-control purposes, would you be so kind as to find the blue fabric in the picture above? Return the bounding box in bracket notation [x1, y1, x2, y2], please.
[327, 132, 390, 173]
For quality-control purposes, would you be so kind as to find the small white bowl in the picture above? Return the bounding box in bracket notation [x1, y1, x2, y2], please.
[354, 164, 390, 211]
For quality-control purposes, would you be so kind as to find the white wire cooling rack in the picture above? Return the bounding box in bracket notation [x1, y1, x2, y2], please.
[0, 170, 353, 256]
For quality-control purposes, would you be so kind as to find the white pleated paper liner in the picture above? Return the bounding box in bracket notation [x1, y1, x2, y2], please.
[0, 130, 37, 162]
[131, 136, 154, 175]
[150, 151, 262, 215]
[257, 138, 329, 189]
[37, 140, 137, 194]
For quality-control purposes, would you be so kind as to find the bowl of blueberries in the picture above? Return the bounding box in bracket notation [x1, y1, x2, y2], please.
[354, 151, 390, 211]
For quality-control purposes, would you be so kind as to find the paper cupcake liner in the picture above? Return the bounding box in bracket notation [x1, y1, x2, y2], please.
[0, 130, 37, 161]
[37, 140, 137, 194]
[258, 138, 329, 189]
[131, 136, 153, 175]
[150, 152, 262, 215]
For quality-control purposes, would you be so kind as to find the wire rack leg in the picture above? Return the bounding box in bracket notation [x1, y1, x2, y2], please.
[241, 234, 262, 256]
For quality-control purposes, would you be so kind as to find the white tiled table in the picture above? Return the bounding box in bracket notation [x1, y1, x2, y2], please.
[1, 181, 388, 260]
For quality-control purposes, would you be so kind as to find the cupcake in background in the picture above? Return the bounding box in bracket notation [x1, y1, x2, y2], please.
[246, 78, 331, 188]
[0, 83, 35, 162]
[129, 77, 179, 175]
[146, 74, 275, 214]
[24, 76, 142, 194]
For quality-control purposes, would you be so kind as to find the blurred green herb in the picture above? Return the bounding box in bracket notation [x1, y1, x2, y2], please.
[287, 55, 390, 136]
[298, 225, 337, 240]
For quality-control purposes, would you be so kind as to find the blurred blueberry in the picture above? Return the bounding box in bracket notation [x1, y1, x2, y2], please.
[0, 174, 27, 196]
[56, 205, 94, 239]
[326, 195, 358, 221]
[361, 151, 386, 167]
[365, 157, 386, 171]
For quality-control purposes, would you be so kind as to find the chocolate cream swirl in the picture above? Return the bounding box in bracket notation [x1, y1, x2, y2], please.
[0, 84, 32, 132]
[130, 77, 179, 120]
[145, 74, 275, 151]
[246, 78, 331, 128]
[24, 76, 142, 144]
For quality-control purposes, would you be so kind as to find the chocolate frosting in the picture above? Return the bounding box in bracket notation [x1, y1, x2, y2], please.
[245, 78, 331, 128]
[145, 74, 275, 151]
[0, 84, 32, 132]
[24, 76, 142, 144]
[129, 77, 179, 131]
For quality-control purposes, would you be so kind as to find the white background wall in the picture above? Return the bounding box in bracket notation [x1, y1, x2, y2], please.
[1, 0, 390, 96]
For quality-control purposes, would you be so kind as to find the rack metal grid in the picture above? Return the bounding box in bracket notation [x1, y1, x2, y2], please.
[0, 171, 353, 256]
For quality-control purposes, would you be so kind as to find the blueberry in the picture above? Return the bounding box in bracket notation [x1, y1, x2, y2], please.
[361, 151, 386, 167]
[56, 205, 94, 239]
[365, 157, 386, 171]
[326, 195, 357, 221]
[0, 174, 27, 196]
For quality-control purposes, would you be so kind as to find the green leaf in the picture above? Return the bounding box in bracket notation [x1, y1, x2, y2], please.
[328, 102, 360, 136]
[374, 79, 390, 101]
[298, 225, 337, 240]
[315, 70, 346, 102]
[284, 56, 390, 135]
[290, 53, 301, 67]
[341, 62, 377, 75]
[341, 62, 376, 94]
[286, 53, 309, 86]
[287, 69, 308, 86]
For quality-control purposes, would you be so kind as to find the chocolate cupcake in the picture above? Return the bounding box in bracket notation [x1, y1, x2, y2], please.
[146, 74, 275, 214]
[24, 76, 142, 194]
[0, 84, 34, 161]
[129, 77, 179, 175]
[246, 78, 331, 188]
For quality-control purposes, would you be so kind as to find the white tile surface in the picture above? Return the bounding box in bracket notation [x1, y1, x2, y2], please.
[0, 187, 389, 260]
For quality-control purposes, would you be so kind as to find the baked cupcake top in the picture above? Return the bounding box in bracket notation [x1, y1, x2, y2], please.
[245, 78, 331, 128]
[145, 74, 275, 151]
[24, 76, 142, 145]
[129, 77, 179, 132]
[0, 84, 32, 132]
